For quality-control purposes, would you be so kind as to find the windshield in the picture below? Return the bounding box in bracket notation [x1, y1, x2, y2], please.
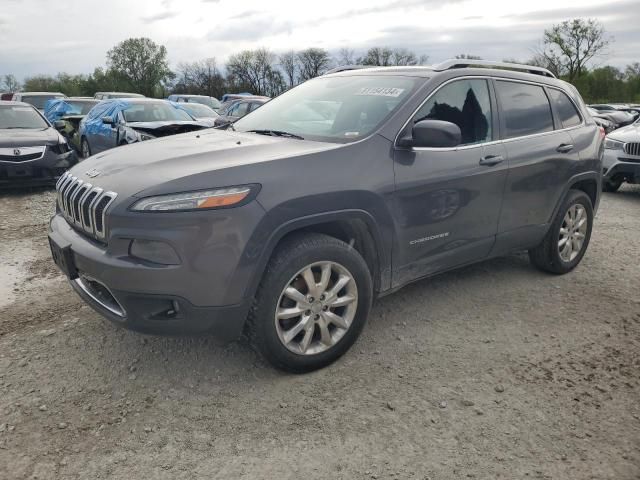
[64, 100, 99, 115]
[21, 95, 64, 110]
[188, 97, 222, 109]
[0, 105, 49, 129]
[234, 75, 419, 143]
[123, 102, 193, 123]
[179, 103, 218, 118]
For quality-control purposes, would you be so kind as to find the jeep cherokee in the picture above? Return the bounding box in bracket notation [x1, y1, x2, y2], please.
[48, 60, 603, 372]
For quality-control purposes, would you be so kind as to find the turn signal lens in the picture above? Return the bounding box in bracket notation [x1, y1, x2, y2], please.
[131, 187, 252, 212]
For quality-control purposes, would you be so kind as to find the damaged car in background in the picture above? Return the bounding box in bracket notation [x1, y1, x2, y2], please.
[44, 97, 99, 153]
[78, 98, 210, 158]
[0, 101, 76, 187]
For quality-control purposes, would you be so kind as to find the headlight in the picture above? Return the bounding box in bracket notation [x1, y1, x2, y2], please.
[604, 138, 624, 150]
[130, 186, 255, 212]
[138, 133, 155, 141]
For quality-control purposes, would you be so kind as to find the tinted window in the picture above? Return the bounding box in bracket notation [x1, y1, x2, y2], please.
[549, 89, 581, 128]
[497, 81, 553, 138]
[412, 79, 492, 145]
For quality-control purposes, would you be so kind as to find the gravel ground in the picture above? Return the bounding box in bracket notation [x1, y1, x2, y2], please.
[0, 186, 639, 480]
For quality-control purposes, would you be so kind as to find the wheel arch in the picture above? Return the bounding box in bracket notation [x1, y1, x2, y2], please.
[549, 171, 601, 224]
[242, 210, 391, 303]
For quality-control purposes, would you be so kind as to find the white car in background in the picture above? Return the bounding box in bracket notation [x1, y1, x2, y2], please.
[602, 117, 640, 191]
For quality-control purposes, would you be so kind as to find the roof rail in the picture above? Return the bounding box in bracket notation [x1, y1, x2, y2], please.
[432, 59, 556, 78]
[323, 65, 372, 75]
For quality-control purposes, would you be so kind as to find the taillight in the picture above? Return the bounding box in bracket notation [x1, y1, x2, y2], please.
[599, 126, 605, 138]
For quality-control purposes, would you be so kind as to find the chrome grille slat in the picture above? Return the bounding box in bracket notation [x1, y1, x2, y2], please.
[624, 142, 640, 157]
[55, 175, 117, 241]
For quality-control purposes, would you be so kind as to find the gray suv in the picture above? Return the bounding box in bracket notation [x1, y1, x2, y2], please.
[48, 60, 603, 372]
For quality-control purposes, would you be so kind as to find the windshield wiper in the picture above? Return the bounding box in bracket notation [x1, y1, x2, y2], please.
[246, 129, 304, 140]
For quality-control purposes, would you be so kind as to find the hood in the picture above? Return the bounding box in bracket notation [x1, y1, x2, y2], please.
[607, 122, 640, 143]
[127, 120, 209, 134]
[0, 127, 61, 147]
[604, 110, 634, 123]
[69, 128, 340, 198]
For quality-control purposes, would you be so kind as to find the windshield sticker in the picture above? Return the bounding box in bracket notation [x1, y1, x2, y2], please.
[344, 131, 360, 137]
[355, 87, 405, 97]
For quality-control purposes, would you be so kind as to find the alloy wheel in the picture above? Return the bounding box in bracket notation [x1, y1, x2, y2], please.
[558, 204, 588, 262]
[274, 261, 358, 355]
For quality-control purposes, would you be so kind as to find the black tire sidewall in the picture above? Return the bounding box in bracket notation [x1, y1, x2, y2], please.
[253, 236, 373, 372]
[81, 138, 91, 158]
[549, 190, 594, 272]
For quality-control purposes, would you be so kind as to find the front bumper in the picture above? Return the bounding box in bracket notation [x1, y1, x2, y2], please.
[602, 149, 640, 183]
[0, 150, 77, 187]
[48, 212, 255, 340]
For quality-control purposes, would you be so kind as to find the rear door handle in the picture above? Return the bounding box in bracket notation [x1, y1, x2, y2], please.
[556, 143, 574, 153]
[479, 155, 504, 166]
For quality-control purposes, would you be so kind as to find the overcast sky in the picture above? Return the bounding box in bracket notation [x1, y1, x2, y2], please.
[1, 0, 639, 80]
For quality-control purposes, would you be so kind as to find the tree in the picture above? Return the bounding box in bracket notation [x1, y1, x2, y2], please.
[359, 47, 394, 66]
[539, 18, 610, 82]
[279, 51, 298, 88]
[106, 38, 172, 96]
[337, 47, 356, 66]
[392, 48, 419, 66]
[174, 58, 225, 98]
[2, 74, 20, 92]
[226, 48, 284, 96]
[297, 48, 332, 81]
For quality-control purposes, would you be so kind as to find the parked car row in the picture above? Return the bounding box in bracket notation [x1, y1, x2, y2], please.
[0, 88, 273, 187]
[588, 103, 639, 131]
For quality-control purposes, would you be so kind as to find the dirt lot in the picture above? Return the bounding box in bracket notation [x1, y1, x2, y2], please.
[0, 186, 638, 480]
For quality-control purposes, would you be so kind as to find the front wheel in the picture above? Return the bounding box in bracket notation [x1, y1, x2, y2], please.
[81, 138, 91, 159]
[529, 189, 593, 274]
[247, 233, 373, 373]
[603, 177, 623, 192]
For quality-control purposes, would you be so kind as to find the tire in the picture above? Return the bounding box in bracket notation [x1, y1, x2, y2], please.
[603, 178, 622, 192]
[529, 189, 593, 274]
[247, 233, 373, 373]
[81, 138, 91, 159]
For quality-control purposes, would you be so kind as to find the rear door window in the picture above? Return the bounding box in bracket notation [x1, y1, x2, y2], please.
[496, 81, 554, 139]
[548, 88, 582, 128]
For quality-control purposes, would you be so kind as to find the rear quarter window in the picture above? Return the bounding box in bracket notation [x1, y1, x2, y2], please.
[496, 80, 554, 139]
[548, 88, 582, 128]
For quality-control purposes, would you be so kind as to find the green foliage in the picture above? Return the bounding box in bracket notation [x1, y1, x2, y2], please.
[571, 67, 640, 103]
[106, 38, 172, 97]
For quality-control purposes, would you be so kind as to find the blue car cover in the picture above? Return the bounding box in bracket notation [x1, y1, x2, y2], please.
[43, 98, 86, 123]
[79, 99, 129, 138]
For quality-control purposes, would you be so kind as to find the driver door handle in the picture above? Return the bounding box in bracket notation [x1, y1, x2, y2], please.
[556, 143, 574, 153]
[479, 155, 504, 167]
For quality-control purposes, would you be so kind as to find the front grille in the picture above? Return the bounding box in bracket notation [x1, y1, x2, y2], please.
[56, 172, 117, 240]
[624, 142, 640, 156]
[0, 146, 45, 163]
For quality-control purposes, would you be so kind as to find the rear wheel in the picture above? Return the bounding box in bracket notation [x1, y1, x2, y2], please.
[247, 233, 373, 373]
[81, 138, 91, 159]
[529, 190, 593, 274]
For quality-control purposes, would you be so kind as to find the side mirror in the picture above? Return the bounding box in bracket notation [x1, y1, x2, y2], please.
[53, 120, 66, 131]
[399, 119, 462, 148]
[102, 116, 115, 126]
